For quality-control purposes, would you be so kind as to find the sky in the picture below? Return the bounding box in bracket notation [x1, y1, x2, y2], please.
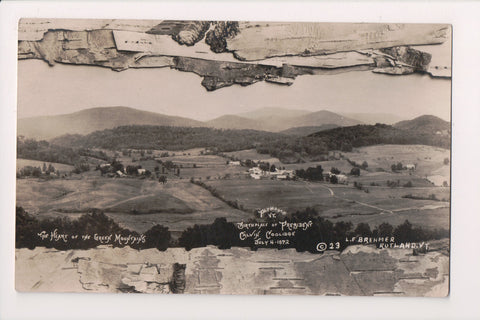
[17, 59, 451, 122]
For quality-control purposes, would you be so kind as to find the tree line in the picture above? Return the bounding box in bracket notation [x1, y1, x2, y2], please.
[48, 123, 450, 165]
[17, 137, 110, 166]
[16, 207, 448, 253]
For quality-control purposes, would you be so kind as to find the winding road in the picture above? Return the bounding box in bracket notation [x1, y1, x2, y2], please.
[305, 181, 394, 214]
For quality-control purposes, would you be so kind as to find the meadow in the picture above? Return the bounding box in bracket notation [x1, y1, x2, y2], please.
[17, 158, 74, 173]
[16, 144, 450, 235]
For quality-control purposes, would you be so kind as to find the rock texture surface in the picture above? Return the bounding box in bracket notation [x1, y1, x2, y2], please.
[18, 19, 451, 91]
[16, 241, 449, 296]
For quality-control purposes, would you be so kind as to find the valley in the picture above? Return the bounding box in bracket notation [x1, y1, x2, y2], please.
[16, 143, 450, 236]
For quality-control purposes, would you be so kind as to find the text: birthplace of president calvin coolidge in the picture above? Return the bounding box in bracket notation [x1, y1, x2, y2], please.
[235, 220, 429, 251]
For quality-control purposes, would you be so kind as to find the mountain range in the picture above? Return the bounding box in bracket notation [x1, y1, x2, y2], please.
[17, 106, 448, 140]
[17, 107, 204, 140]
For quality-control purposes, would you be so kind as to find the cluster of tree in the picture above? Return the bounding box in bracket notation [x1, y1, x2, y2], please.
[178, 217, 240, 250]
[17, 163, 66, 179]
[45, 123, 449, 166]
[256, 161, 277, 172]
[295, 165, 324, 181]
[256, 136, 329, 163]
[403, 193, 441, 201]
[391, 162, 405, 172]
[125, 165, 151, 177]
[72, 162, 90, 174]
[403, 181, 414, 188]
[387, 180, 414, 188]
[51, 126, 285, 153]
[16, 206, 448, 253]
[18, 138, 83, 165]
[346, 158, 368, 170]
[96, 159, 124, 176]
[176, 208, 449, 253]
[17, 163, 59, 178]
[308, 124, 450, 150]
[350, 167, 361, 176]
[330, 167, 341, 174]
[18, 137, 110, 166]
[387, 180, 401, 188]
[158, 160, 177, 170]
[16, 207, 171, 251]
[17, 166, 43, 178]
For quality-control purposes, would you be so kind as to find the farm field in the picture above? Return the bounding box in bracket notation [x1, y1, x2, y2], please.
[16, 177, 246, 233]
[17, 158, 74, 173]
[341, 145, 450, 186]
[223, 145, 450, 187]
[101, 148, 247, 180]
[204, 179, 449, 230]
[16, 144, 451, 234]
[224, 149, 281, 164]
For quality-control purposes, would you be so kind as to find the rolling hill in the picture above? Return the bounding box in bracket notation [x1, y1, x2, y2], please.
[394, 115, 450, 134]
[18, 106, 449, 146]
[205, 115, 264, 130]
[238, 107, 312, 120]
[309, 122, 450, 150]
[288, 110, 362, 128]
[216, 108, 362, 132]
[280, 124, 339, 136]
[17, 107, 204, 140]
[340, 112, 406, 125]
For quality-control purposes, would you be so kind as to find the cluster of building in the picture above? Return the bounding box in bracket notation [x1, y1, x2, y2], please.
[99, 163, 147, 178]
[324, 172, 348, 184]
[248, 167, 295, 180]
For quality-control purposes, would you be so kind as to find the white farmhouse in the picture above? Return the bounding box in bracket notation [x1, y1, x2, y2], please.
[405, 164, 416, 171]
[336, 174, 348, 184]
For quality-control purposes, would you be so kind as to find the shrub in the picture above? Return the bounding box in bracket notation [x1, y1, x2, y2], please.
[403, 181, 413, 188]
[144, 225, 171, 251]
[350, 167, 360, 176]
[331, 167, 341, 175]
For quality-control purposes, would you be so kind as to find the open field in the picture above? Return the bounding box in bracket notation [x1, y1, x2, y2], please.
[224, 149, 281, 163]
[16, 144, 451, 234]
[16, 177, 246, 233]
[223, 145, 450, 187]
[101, 149, 248, 180]
[204, 179, 449, 229]
[341, 145, 450, 186]
[17, 158, 74, 173]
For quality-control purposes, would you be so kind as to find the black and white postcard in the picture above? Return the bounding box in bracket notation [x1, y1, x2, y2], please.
[15, 19, 451, 296]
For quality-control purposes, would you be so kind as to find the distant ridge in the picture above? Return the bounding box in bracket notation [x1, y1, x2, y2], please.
[280, 124, 339, 136]
[19, 107, 447, 141]
[394, 115, 450, 134]
[288, 110, 361, 128]
[205, 115, 264, 130]
[238, 107, 312, 120]
[340, 112, 406, 125]
[219, 108, 362, 132]
[308, 115, 451, 150]
[18, 106, 204, 140]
